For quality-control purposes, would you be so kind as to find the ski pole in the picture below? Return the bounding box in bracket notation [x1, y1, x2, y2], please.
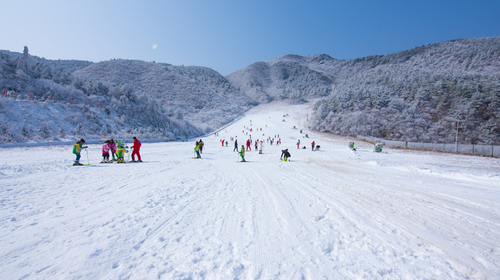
[86, 147, 90, 165]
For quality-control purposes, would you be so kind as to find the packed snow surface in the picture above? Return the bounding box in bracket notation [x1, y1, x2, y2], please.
[1, 101, 500, 279]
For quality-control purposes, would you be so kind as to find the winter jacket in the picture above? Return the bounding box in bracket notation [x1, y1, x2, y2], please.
[131, 139, 141, 151]
[239, 147, 245, 156]
[108, 142, 117, 152]
[73, 142, 84, 154]
[116, 147, 127, 158]
[281, 149, 291, 158]
[102, 143, 110, 154]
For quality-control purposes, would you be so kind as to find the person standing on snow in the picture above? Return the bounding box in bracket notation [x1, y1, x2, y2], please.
[311, 141, 315, 151]
[101, 140, 111, 163]
[258, 141, 263, 154]
[246, 139, 252, 151]
[116, 145, 127, 163]
[131, 136, 142, 162]
[194, 141, 201, 158]
[108, 139, 117, 161]
[239, 145, 246, 162]
[199, 139, 204, 154]
[233, 139, 238, 152]
[297, 140, 300, 149]
[72, 139, 88, 165]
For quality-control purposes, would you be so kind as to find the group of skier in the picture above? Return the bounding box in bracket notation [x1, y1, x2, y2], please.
[216, 124, 320, 162]
[71, 137, 142, 165]
[71, 123, 318, 165]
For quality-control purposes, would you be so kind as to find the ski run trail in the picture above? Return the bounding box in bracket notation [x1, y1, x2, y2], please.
[1, 101, 500, 280]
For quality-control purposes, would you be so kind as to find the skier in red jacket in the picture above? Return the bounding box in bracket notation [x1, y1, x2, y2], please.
[246, 139, 252, 151]
[131, 136, 142, 162]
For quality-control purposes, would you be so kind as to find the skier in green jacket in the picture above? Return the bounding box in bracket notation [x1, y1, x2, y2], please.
[239, 145, 246, 162]
[194, 141, 201, 158]
[72, 139, 88, 165]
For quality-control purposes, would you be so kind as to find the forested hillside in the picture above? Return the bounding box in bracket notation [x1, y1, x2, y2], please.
[0, 47, 255, 143]
[2, 37, 499, 145]
[311, 37, 500, 144]
[72, 60, 256, 131]
[229, 37, 500, 144]
[226, 58, 332, 103]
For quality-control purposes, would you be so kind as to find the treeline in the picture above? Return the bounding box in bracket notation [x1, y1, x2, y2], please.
[0, 47, 202, 143]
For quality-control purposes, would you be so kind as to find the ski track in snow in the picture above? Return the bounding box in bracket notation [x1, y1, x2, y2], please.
[1, 101, 500, 279]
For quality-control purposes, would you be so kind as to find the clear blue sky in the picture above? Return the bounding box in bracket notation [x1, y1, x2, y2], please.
[1, 0, 499, 75]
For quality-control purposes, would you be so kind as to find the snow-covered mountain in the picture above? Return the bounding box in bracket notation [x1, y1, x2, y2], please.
[226, 57, 332, 103]
[228, 37, 500, 144]
[311, 38, 500, 145]
[2, 37, 499, 144]
[72, 60, 256, 130]
[0, 48, 256, 143]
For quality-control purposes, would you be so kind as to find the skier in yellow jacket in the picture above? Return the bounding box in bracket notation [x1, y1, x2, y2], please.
[72, 139, 88, 165]
[116, 145, 127, 163]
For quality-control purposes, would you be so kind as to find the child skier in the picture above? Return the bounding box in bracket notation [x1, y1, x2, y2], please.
[108, 139, 117, 161]
[101, 140, 110, 163]
[116, 145, 127, 163]
[131, 137, 142, 162]
[239, 145, 246, 162]
[258, 141, 263, 154]
[72, 139, 88, 165]
[311, 141, 316, 151]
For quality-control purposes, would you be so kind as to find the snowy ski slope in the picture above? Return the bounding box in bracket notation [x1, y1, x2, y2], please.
[1, 101, 500, 279]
